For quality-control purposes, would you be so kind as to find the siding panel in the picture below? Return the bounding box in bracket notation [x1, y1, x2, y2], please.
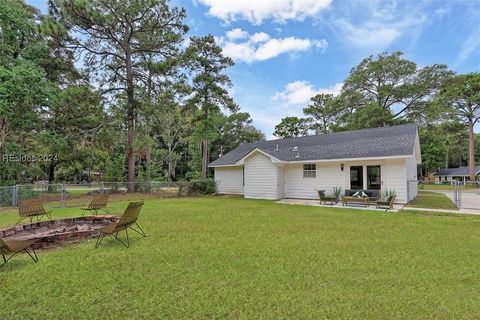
[383, 159, 407, 203]
[214, 167, 244, 195]
[285, 163, 346, 199]
[244, 153, 278, 199]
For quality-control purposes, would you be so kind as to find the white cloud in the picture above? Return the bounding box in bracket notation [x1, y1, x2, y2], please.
[455, 28, 480, 66]
[332, 1, 427, 51]
[273, 81, 343, 106]
[220, 29, 327, 63]
[335, 19, 401, 49]
[198, 0, 332, 24]
[250, 32, 270, 43]
[226, 28, 249, 41]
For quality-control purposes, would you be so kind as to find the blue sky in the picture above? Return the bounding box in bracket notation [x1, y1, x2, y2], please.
[28, 0, 480, 138]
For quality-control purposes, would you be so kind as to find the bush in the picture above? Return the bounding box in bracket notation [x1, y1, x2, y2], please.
[190, 178, 216, 194]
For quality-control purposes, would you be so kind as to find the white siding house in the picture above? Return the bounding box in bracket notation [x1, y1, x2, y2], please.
[214, 166, 244, 195]
[244, 152, 278, 199]
[209, 124, 421, 204]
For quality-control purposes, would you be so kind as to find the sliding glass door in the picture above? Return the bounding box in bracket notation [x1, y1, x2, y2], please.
[350, 166, 363, 189]
[367, 165, 381, 190]
[350, 165, 382, 190]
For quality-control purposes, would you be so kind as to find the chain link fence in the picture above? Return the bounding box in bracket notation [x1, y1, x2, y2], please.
[0, 181, 212, 208]
[413, 180, 480, 209]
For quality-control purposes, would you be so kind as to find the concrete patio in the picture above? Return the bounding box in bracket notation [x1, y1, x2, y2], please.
[276, 198, 404, 212]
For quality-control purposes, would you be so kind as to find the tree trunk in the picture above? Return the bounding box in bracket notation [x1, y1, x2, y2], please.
[201, 139, 208, 179]
[167, 155, 173, 182]
[144, 118, 151, 182]
[125, 40, 135, 192]
[145, 66, 152, 182]
[48, 163, 55, 183]
[445, 150, 449, 169]
[468, 119, 476, 181]
[201, 110, 209, 179]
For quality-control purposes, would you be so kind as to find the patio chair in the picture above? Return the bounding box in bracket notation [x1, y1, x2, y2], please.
[376, 195, 397, 211]
[94, 201, 146, 248]
[17, 198, 53, 225]
[0, 238, 39, 268]
[81, 194, 110, 216]
[317, 190, 337, 205]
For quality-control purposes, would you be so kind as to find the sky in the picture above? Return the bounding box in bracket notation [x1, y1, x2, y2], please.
[28, 0, 480, 138]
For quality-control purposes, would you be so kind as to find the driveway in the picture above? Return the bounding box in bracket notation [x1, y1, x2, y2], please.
[431, 190, 480, 211]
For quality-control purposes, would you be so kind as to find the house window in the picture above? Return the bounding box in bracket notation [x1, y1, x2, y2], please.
[367, 165, 381, 190]
[303, 164, 316, 178]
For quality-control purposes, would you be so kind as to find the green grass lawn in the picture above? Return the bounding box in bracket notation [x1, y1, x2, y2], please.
[407, 190, 458, 210]
[2, 196, 480, 319]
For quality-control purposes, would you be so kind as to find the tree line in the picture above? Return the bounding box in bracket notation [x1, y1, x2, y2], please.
[273, 52, 480, 181]
[2, 1, 479, 186]
[0, 0, 264, 187]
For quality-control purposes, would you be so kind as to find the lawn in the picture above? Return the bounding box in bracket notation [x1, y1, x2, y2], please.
[407, 190, 458, 210]
[2, 196, 480, 319]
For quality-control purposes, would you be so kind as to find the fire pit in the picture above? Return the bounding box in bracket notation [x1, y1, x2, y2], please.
[0, 216, 119, 250]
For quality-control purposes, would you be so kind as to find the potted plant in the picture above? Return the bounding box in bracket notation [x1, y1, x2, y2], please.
[332, 186, 342, 203]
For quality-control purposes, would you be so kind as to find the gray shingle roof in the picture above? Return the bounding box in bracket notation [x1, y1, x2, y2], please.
[209, 124, 418, 167]
[434, 166, 480, 177]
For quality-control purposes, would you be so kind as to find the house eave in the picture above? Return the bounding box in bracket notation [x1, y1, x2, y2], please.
[209, 154, 413, 167]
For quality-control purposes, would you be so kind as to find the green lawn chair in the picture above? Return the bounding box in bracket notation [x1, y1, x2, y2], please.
[81, 194, 110, 216]
[95, 201, 146, 248]
[376, 195, 397, 211]
[17, 198, 53, 225]
[1, 238, 39, 268]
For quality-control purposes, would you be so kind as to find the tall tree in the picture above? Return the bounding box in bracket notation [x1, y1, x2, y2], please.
[52, 0, 188, 190]
[303, 93, 343, 134]
[45, 85, 105, 182]
[438, 73, 480, 181]
[274, 117, 309, 138]
[213, 112, 265, 156]
[187, 35, 237, 179]
[0, 0, 51, 149]
[341, 51, 452, 126]
[419, 126, 448, 176]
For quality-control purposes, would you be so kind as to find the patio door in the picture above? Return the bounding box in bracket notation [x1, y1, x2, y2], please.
[367, 165, 381, 190]
[350, 166, 363, 189]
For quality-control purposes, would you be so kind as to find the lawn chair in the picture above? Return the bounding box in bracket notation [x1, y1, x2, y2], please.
[1, 238, 39, 268]
[376, 195, 397, 211]
[81, 194, 110, 216]
[17, 198, 53, 225]
[95, 201, 146, 248]
[317, 190, 337, 205]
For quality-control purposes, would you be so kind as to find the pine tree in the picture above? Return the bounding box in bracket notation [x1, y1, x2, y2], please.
[186, 35, 237, 179]
[52, 0, 188, 190]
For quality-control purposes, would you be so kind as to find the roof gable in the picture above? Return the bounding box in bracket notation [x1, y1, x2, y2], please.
[209, 124, 419, 167]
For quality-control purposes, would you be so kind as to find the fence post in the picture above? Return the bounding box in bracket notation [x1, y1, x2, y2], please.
[150, 181, 153, 194]
[100, 181, 104, 194]
[12, 185, 17, 207]
[459, 183, 462, 207]
[61, 183, 66, 208]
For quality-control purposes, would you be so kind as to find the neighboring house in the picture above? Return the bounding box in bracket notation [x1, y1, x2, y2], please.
[434, 166, 480, 182]
[209, 124, 421, 203]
